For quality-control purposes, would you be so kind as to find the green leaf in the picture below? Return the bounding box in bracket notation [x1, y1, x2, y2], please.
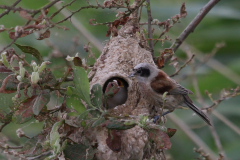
[66, 86, 73, 96]
[66, 86, 81, 96]
[66, 95, 86, 114]
[77, 110, 90, 121]
[32, 90, 50, 115]
[124, 120, 136, 126]
[21, 134, 47, 157]
[81, 120, 86, 127]
[50, 120, 64, 153]
[73, 67, 92, 107]
[59, 140, 68, 153]
[64, 144, 95, 160]
[15, 43, 43, 63]
[67, 112, 79, 117]
[106, 120, 136, 130]
[91, 83, 102, 107]
[92, 117, 105, 128]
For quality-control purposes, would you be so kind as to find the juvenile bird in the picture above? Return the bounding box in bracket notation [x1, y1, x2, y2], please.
[128, 63, 211, 125]
[103, 78, 128, 109]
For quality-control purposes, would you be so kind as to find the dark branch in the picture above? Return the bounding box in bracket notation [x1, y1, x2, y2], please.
[146, 0, 154, 59]
[0, 122, 10, 132]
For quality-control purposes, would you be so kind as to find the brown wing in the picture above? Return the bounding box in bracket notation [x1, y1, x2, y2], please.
[168, 83, 193, 95]
[151, 79, 174, 94]
[150, 71, 174, 94]
[150, 71, 193, 95]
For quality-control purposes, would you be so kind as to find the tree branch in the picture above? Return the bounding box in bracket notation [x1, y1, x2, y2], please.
[0, 142, 23, 149]
[0, 122, 10, 132]
[168, 113, 218, 159]
[213, 111, 240, 136]
[0, 0, 60, 14]
[208, 120, 226, 158]
[190, 63, 228, 159]
[52, 2, 104, 52]
[146, 0, 154, 59]
[0, 35, 19, 54]
[26, 151, 53, 160]
[170, 54, 195, 77]
[0, 0, 21, 18]
[171, 0, 221, 53]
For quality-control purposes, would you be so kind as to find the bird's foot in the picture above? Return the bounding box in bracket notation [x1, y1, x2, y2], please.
[153, 110, 172, 123]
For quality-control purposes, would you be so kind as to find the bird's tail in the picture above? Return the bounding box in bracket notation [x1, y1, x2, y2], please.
[183, 95, 212, 126]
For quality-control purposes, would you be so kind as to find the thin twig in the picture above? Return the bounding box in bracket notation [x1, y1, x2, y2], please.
[0, 0, 60, 14]
[194, 148, 211, 160]
[125, 0, 146, 17]
[0, 142, 23, 149]
[176, 41, 240, 138]
[49, 0, 76, 19]
[172, 37, 240, 85]
[213, 111, 240, 137]
[0, 36, 19, 54]
[139, 22, 163, 25]
[26, 151, 53, 160]
[190, 64, 227, 159]
[154, 32, 165, 46]
[55, 3, 132, 25]
[194, 42, 225, 71]
[52, 1, 104, 52]
[171, 0, 220, 52]
[0, 0, 21, 18]
[203, 87, 240, 111]
[168, 113, 218, 159]
[209, 120, 226, 158]
[0, 122, 10, 132]
[146, 0, 154, 59]
[138, 5, 143, 22]
[170, 54, 195, 77]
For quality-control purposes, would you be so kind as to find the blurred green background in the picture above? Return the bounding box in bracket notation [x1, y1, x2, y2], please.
[0, 0, 240, 159]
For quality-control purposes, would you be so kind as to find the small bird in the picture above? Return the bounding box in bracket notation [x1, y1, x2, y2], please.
[128, 63, 211, 126]
[103, 78, 128, 109]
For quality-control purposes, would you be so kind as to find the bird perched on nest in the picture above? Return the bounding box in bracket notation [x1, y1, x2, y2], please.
[128, 63, 211, 126]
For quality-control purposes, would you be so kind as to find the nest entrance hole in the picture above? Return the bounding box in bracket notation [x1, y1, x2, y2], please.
[103, 77, 129, 109]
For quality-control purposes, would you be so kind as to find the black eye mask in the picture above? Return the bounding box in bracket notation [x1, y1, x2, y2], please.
[139, 68, 150, 77]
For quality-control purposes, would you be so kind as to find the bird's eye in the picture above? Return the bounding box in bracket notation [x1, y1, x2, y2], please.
[137, 69, 142, 73]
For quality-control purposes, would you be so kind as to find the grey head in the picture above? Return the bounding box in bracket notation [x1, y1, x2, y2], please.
[128, 63, 158, 82]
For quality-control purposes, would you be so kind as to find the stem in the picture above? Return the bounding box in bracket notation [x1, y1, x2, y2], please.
[168, 113, 218, 159]
[170, 54, 195, 77]
[146, 0, 154, 59]
[172, 0, 221, 52]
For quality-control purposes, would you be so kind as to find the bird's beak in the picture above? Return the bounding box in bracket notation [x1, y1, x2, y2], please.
[128, 72, 135, 78]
